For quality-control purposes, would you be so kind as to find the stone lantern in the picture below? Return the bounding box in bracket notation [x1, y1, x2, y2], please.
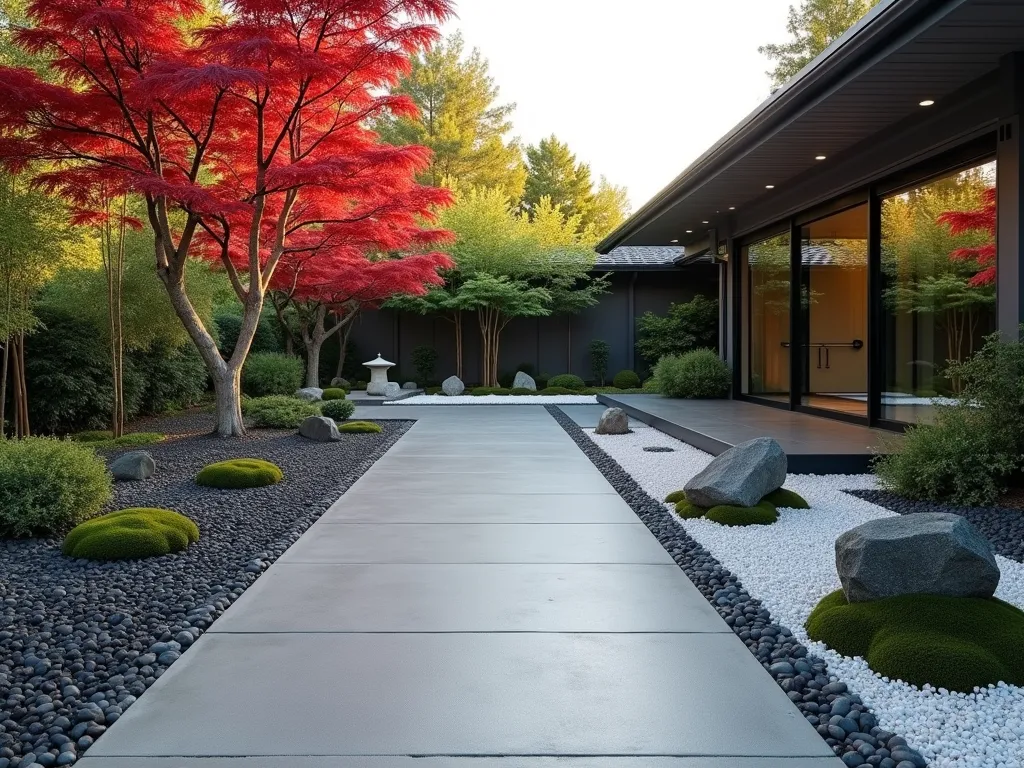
[364, 353, 396, 396]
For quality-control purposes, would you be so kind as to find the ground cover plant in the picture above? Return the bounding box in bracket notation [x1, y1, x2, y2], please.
[196, 459, 284, 489]
[63, 508, 200, 561]
[807, 589, 1024, 692]
[0, 437, 112, 537]
[72, 431, 166, 450]
[242, 396, 321, 429]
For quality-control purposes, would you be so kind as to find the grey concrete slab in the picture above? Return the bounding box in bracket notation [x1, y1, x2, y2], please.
[87, 632, 835, 759]
[81, 758, 844, 767]
[278, 523, 674, 564]
[349, 469, 614, 495]
[321, 492, 640, 523]
[352, 455, 596, 474]
[558, 404, 643, 428]
[210, 563, 727, 633]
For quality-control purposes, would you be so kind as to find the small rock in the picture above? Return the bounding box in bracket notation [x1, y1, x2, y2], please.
[642, 446, 674, 452]
[401, 381, 417, 390]
[512, 371, 536, 390]
[594, 407, 630, 435]
[298, 416, 341, 443]
[330, 377, 350, 389]
[382, 382, 403, 400]
[294, 387, 323, 402]
[441, 375, 464, 396]
[109, 451, 155, 482]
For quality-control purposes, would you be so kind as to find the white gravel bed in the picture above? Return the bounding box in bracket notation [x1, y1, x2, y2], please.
[385, 394, 598, 405]
[588, 426, 1024, 768]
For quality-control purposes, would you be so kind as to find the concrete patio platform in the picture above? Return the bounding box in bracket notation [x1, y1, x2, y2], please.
[83, 406, 840, 766]
[598, 394, 892, 473]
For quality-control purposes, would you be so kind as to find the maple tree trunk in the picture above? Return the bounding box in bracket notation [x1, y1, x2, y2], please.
[306, 340, 323, 389]
[335, 320, 354, 381]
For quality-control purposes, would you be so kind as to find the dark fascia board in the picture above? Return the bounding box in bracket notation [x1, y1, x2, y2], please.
[596, 0, 966, 254]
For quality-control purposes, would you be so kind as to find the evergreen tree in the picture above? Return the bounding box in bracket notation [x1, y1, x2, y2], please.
[378, 32, 526, 197]
[759, 0, 881, 90]
[522, 135, 594, 223]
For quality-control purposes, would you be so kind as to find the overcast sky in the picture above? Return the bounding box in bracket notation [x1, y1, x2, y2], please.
[442, 0, 795, 211]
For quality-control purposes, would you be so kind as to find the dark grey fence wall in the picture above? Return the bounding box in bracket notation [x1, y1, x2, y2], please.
[344, 265, 718, 385]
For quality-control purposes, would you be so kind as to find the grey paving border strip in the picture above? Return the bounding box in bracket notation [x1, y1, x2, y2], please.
[546, 406, 926, 768]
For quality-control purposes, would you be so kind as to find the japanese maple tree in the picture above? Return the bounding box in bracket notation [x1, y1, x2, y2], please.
[938, 186, 997, 287]
[0, 0, 453, 435]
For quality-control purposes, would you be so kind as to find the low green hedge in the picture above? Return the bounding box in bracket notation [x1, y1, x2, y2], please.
[321, 399, 356, 420]
[806, 589, 1024, 692]
[0, 437, 112, 537]
[196, 458, 283, 489]
[338, 421, 383, 434]
[243, 395, 320, 429]
[471, 387, 511, 395]
[321, 388, 348, 401]
[71, 431, 166, 450]
[612, 370, 641, 389]
[509, 387, 536, 395]
[63, 507, 199, 561]
[538, 386, 575, 395]
[547, 374, 586, 391]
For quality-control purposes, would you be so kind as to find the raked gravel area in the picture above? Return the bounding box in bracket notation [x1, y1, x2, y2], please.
[385, 394, 598, 405]
[0, 414, 410, 768]
[576, 414, 1024, 768]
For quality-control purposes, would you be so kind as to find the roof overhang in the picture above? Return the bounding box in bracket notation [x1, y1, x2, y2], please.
[598, 0, 1024, 252]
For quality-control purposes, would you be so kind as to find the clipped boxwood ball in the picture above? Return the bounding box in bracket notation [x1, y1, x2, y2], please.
[196, 458, 283, 489]
[674, 499, 708, 519]
[321, 388, 348, 401]
[806, 589, 1024, 692]
[320, 399, 356, 420]
[705, 499, 778, 526]
[763, 487, 810, 509]
[338, 420, 383, 434]
[63, 508, 199, 561]
[664, 489, 687, 504]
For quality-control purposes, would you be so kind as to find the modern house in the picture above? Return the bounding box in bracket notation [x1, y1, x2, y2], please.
[598, 0, 1024, 430]
[345, 246, 716, 384]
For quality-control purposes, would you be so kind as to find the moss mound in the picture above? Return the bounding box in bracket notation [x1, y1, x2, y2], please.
[338, 421, 383, 434]
[321, 388, 348, 401]
[674, 499, 708, 519]
[196, 458, 283, 489]
[705, 499, 778, 526]
[806, 589, 1024, 692]
[762, 487, 810, 509]
[63, 508, 199, 561]
[664, 489, 687, 503]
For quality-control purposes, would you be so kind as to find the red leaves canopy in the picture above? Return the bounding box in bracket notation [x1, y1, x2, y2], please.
[937, 187, 996, 287]
[0, 0, 455, 301]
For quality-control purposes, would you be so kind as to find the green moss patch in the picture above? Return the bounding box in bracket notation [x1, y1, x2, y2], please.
[674, 499, 708, 519]
[705, 500, 778, 526]
[762, 487, 810, 509]
[338, 421, 383, 434]
[196, 458, 283, 489]
[806, 589, 1024, 692]
[63, 508, 199, 561]
[321, 388, 348, 400]
[664, 489, 687, 504]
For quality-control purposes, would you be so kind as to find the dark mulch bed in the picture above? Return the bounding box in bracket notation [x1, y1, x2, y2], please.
[849, 489, 1024, 564]
[0, 414, 411, 768]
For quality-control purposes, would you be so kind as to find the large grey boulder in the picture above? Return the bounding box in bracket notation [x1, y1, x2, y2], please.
[512, 371, 537, 391]
[298, 416, 340, 442]
[836, 513, 999, 603]
[294, 387, 323, 402]
[595, 407, 630, 435]
[110, 451, 155, 481]
[383, 382, 403, 400]
[683, 437, 787, 508]
[441, 375, 465, 396]
[402, 381, 418, 390]
[330, 377, 351, 389]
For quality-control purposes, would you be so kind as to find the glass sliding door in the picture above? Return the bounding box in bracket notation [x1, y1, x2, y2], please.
[798, 205, 869, 416]
[880, 160, 997, 424]
[745, 233, 791, 403]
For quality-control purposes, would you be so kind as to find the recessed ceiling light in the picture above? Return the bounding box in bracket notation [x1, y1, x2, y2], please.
[685, 230, 693, 234]
[702, 220, 709, 224]
[815, 155, 826, 160]
[765, 185, 775, 189]
[728, 206, 735, 210]
[919, 99, 935, 107]
[670, 239, 679, 243]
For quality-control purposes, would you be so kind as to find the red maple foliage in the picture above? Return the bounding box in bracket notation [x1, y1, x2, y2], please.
[937, 187, 996, 287]
[0, 0, 454, 434]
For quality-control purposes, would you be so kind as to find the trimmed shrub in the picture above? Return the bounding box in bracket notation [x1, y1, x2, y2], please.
[196, 458, 283, 489]
[471, 387, 511, 395]
[411, 345, 438, 384]
[535, 372, 550, 390]
[243, 395, 320, 429]
[547, 374, 586, 391]
[321, 399, 356, 421]
[653, 349, 730, 399]
[0, 437, 112, 537]
[762, 487, 810, 509]
[664, 490, 687, 503]
[674, 499, 708, 519]
[338, 421, 383, 434]
[63, 508, 199, 561]
[242, 352, 303, 397]
[705, 500, 778, 526]
[612, 369, 641, 389]
[806, 589, 1024, 692]
[588, 339, 610, 385]
[321, 388, 348, 401]
[538, 386, 575, 396]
